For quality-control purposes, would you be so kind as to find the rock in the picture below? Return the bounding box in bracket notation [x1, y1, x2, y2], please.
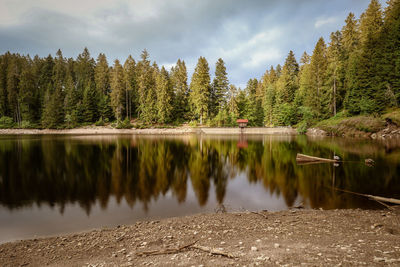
[251, 246, 258, 251]
[274, 243, 280, 248]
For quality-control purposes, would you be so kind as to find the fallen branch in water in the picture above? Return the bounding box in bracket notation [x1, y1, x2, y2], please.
[296, 153, 338, 163]
[192, 244, 238, 258]
[333, 187, 400, 207]
[136, 240, 198, 256]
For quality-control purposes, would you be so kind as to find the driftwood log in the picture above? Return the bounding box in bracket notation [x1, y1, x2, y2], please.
[296, 153, 338, 164]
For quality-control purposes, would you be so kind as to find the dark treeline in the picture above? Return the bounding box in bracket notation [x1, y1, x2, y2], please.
[0, 0, 399, 129]
[1, 136, 399, 213]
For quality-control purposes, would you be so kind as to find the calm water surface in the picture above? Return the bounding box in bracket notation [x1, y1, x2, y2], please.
[0, 134, 399, 243]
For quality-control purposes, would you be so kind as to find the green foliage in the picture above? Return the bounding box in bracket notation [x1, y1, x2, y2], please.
[316, 114, 385, 135]
[189, 57, 210, 124]
[274, 103, 297, 126]
[0, 116, 13, 128]
[210, 58, 229, 116]
[156, 67, 173, 123]
[116, 117, 132, 129]
[95, 117, 105, 126]
[110, 59, 126, 121]
[171, 59, 189, 121]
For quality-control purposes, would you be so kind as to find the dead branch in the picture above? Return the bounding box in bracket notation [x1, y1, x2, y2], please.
[136, 240, 198, 257]
[332, 187, 400, 206]
[192, 244, 237, 258]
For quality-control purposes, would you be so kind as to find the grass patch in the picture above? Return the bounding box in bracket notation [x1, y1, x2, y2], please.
[316, 113, 385, 135]
[382, 109, 400, 126]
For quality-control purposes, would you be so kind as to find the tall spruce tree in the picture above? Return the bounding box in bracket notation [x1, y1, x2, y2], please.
[0, 53, 10, 117]
[276, 51, 299, 104]
[355, 0, 384, 114]
[326, 31, 345, 115]
[210, 58, 229, 116]
[156, 66, 173, 123]
[110, 59, 126, 121]
[19, 58, 37, 122]
[378, 0, 400, 106]
[306, 37, 329, 118]
[190, 56, 211, 124]
[95, 53, 113, 121]
[124, 55, 137, 120]
[245, 78, 263, 126]
[171, 59, 189, 121]
[6, 56, 22, 124]
[136, 50, 156, 123]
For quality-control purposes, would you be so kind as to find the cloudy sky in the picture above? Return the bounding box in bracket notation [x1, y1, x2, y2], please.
[0, 0, 384, 88]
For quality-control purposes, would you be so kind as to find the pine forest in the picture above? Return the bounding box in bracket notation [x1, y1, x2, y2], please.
[0, 0, 399, 130]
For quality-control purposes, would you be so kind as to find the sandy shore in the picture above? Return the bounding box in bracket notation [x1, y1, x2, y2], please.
[1, 209, 399, 266]
[0, 126, 298, 135]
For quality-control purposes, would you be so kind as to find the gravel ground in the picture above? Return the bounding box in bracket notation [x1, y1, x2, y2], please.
[1, 209, 399, 266]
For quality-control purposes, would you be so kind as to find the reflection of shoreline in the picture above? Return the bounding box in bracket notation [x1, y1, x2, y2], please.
[0, 136, 399, 215]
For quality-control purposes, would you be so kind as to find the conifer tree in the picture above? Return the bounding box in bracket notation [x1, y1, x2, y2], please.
[306, 37, 329, 118]
[124, 55, 137, 120]
[190, 57, 211, 124]
[378, 0, 400, 106]
[0, 53, 10, 117]
[95, 53, 110, 95]
[227, 84, 239, 118]
[156, 66, 173, 123]
[6, 56, 22, 124]
[171, 59, 189, 121]
[75, 48, 95, 118]
[326, 31, 345, 115]
[210, 58, 229, 116]
[276, 51, 299, 104]
[263, 84, 276, 126]
[19, 58, 38, 122]
[82, 80, 98, 122]
[356, 0, 383, 114]
[110, 59, 126, 121]
[136, 50, 156, 123]
[95, 53, 113, 121]
[245, 78, 263, 126]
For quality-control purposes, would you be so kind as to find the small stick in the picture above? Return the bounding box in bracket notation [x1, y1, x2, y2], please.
[136, 240, 198, 256]
[192, 244, 237, 258]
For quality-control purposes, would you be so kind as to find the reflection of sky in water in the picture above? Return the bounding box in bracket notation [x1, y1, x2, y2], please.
[1, 135, 400, 244]
[0, 172, 287, 244]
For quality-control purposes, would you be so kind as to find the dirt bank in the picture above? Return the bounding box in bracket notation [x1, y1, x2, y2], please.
[0, 126, 297, 136]
[1, 209, 399, 266]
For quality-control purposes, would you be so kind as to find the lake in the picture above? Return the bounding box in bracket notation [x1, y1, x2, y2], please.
[0, 134, 399, 244]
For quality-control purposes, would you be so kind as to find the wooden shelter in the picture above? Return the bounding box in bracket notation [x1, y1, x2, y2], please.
[236, 119, 248, 128]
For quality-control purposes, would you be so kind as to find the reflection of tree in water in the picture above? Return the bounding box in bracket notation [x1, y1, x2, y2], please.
[0, 136, 400, 214]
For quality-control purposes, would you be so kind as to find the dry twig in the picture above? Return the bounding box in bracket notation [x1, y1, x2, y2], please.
[192, 244, 237, 258]
[136, 240, 198, 257]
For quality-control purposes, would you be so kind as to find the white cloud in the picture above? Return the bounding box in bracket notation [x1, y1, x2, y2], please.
[314, 16, 339, 28]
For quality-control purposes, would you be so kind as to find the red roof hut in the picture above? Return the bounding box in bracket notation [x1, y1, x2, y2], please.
[236, 119, 248, 128]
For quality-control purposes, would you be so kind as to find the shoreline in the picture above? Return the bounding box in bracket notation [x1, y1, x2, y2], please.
[0, 209, 399, 266]
[0, 126, 298, 136]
